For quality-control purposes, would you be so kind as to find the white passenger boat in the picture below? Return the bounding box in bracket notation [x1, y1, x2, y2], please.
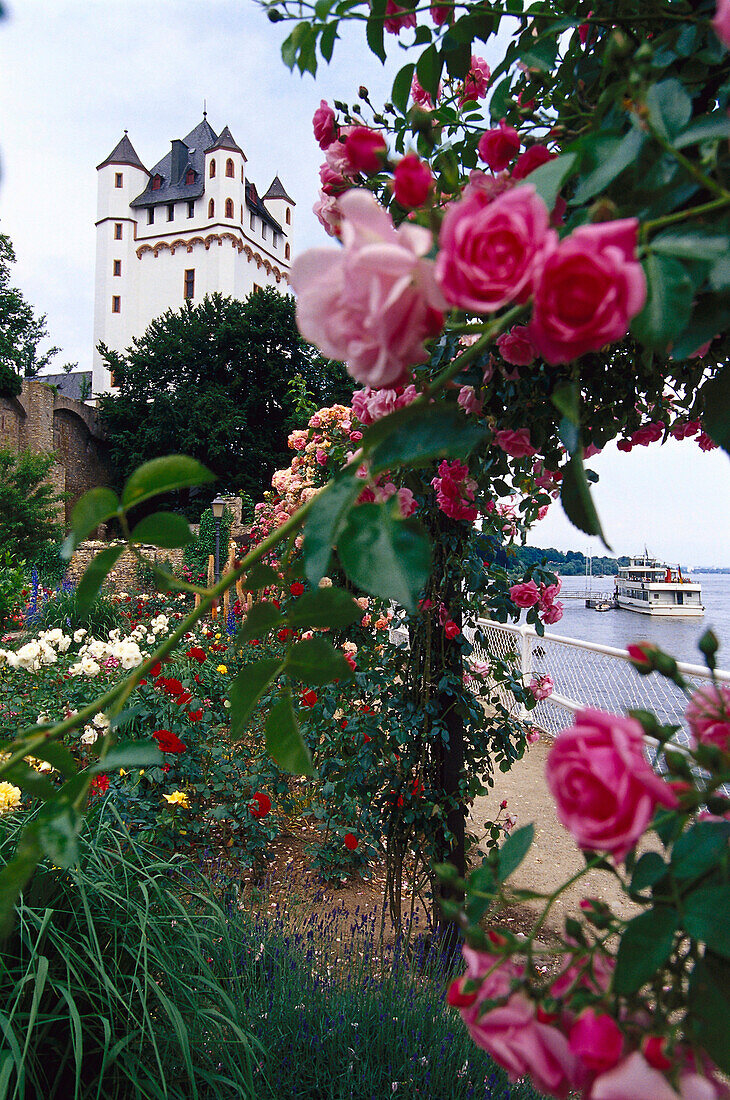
[615, 555, 704, 616]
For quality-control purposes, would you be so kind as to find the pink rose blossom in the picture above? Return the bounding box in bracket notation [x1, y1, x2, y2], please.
[291, 190, 446, 388]
[512, 144, 557, 180]
[630, 422, 664, 447]
[397, 487, 417, 516]
[509, 580, 540, 608]
[537, 504, 550, 520]
[541, 601, 563, 625]
[457, 385, 483, 416]
[526, 727, 541, 744]
[530, 674, 554, 701]
[546, 708, 679, 860]
[591, 1052, 695, 1100]
[444, 619, 460, 639]
[671, 419, 701, 440]
[431, 458, 478, 521]
[436, 184, 556, 313]
[584, 442, 602, 459]
[411, 74, 435, 107]
[313, 190, 342, 237]
[324, 128, 356, 175]
[394, 154, 433, 208]
[496, 325, 536, 366]
[713, 0, 730, 48]
[313, 100, 337, 149]
[477, 120, 521, 172]
[528, 219, 646, 365]
[459, 57, 491, 105]
[494, 428, 537, 458]
[689, 338, 713, 359]
[320, 162, 347, 196]
[685, 683, 730, 752]
[351, 384, 418, 425]
[383, 0, 417, 34]
[697, 430, 719, 452]
[345, 127, 388, 175]
[430, 2, 451, 25]
[569, 1008, 623, 1073]
[315, 448, 328, 465]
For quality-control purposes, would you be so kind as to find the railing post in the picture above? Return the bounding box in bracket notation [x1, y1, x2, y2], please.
[520, 625, 533, 684]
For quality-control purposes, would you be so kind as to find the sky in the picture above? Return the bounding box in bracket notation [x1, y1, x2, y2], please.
[1, 0, 728, 566]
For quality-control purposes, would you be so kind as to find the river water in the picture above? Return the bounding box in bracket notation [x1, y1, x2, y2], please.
[548, 573, 730, 670]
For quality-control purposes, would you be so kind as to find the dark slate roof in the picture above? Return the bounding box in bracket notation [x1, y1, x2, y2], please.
[97, 133, 147, 173]
[130, 117, 218, 208]
[263, 175, 296, 205]
[41, 372, 93, 400]
[206, 125, 246, 158]
[246, 182, 282, 233]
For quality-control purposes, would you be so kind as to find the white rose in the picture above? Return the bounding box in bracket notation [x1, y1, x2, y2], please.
[73, 628, 87, 642]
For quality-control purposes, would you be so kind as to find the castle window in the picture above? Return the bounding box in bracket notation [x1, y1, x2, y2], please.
[113, 259, 122, 276]
[187, 200, 195, 218]
[241, 165, 245, 182]
[208, 199, 215, 218]
[240, 204, 243, 223]
[152, 174, 162, 190]
[147, 208, 154, 225]
[261, 222, 267, 240]
[249, 211, 255, 231]
[225, 198, 234, 219]
[226, 158, 234, 178]
[112, 296, 121, 313]
[167, 203, 175, 222]
[286, 208, 291, 225]
[186, 169, 195, 185]
[273, 232, 279, 249]
[209, 159, 216, 178]
[184, 269, 195, 300]
[114, 223, 123, 240]
[115, 172, 123, 188]
[285, 243, 290, 260]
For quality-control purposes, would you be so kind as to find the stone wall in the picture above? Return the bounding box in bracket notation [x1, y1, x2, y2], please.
[0, 379, 111, 525]
[67, 541, 185, 591]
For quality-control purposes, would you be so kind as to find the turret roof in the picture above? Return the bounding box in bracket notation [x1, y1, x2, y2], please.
[263, 175, 296, 205]
[130, 117, 218, 208]
[97, 133, 148, 173]
[205, 125, 246, 159]
[246, 181, 283, 233]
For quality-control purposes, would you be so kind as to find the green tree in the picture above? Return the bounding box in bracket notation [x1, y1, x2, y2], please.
[98, 289, 352, 510]
[0, 448, 63, 561]
[0, 233, 66, 398]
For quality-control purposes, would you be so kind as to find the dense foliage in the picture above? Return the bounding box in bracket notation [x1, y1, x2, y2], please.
[508, 547, 630, 576]
[0, 448, 63, 562]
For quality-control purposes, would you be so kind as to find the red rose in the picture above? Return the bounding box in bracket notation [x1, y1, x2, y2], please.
[477, 120, 520, 172]
[344, 833, 359, 850]
[90, 774, 109, 796]
[345, 127, 388, 175]
[277, 628, 293, 642]
[153, 729, 187, 753]
[290, 581, 305, 596]
[393, 154, 433, 208]
[512, 144, 556, 180]
[188, 709, 203, 723]
[162, 678, 184, 696]
[175, 691, 193, 707]
[301, 689, 318, 708]
[186, 647, 206, 663]
[250, 791, 272, 819]
[150, 661, 162, 678]
[444, 620, 461, 639]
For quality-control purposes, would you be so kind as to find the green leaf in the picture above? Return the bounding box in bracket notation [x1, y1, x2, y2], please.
[228, 658, 284, 738]
[392, 62, 415, 115]
[368, 404, 488, 473]
[89, 742, 164, 773]
[675, 113, 730, 149]
[265, 693, 314, 776]
[302, 472, 361, 586]
[319, 21, 338, 64]
[489, 77, 514, 121]
[631, 254, 693, 351]
[630, 851, 667, 893]
[551, 381, 580, 425]
[497, 824, 534, 881]
[702, 364, 730, 455]
[35, 803, 82, 869]
[121, 456, 215, 510]
[416, 44, 443, 103]
[20, 742, 77, 778]
[684, 886, 730, 957]
[236, 602, 285, 644]
[560, 454, 610, 549]
[287, 587, 361, 630]
[75, 545, 126, 614]
[558, 417, 580, 456]
[338, 502, 432, 613]
[2, 763, 56, 801]
[129, 511, 194, 548]
[688, 954, 730, 1073]
[285, 636, 354, 684]
[444, 39, 471, 81]
[0, 827, 41, 936]
[672, 821, 730, 879]
[518, 153, 577, 212]
[281, 28, 299, 70]
[646, 79, 692, 141]
[243, 562, 281, 591]
[572, 129, 645, 204]
[650, 228, 728, 261]
[614, 906, 679, 994]
[366, 0, 386, 63]
[61, 487, 119, 560]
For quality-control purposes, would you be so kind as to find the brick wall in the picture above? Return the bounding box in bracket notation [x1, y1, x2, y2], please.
[67, 541, 185, 591]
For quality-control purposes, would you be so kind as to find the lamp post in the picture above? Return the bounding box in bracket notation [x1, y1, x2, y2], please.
[211, 496, 225, 584]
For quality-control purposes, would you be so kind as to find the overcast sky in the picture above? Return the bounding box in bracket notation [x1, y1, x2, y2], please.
[1, 1, 728, 566]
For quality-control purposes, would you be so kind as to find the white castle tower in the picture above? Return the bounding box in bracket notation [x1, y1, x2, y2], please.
[92, 116, 295, 395]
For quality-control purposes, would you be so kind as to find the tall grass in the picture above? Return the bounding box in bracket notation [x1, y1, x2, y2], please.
[24, 589, 128, 636]
[0, 807, 260, 1100]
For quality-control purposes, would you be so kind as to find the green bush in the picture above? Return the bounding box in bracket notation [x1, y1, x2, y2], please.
[28, 539, 67, 587]
[0, 551, 26, 630]
[183, 505, 233, 580]
[0, 807, 261, 1100]
[0, 448, 64, 562]
[26, 589, 128, 636]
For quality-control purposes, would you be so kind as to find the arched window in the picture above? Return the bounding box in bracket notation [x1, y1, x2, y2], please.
[240, 204, 244, 223]
[226, 158, 234, 178]
[208, 198, 215, 218]
[185, 169, 195, 185]
[152, 174, 162, 191]
[209, 159, 216, 178]
[285, 208, 291, 225]
[225, 198, 234, 219]
[285, 243, 290, 260]
[241, 165, 245, 182]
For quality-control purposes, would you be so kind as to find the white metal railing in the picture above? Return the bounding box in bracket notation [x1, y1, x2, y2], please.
[472, 619, 730, 743]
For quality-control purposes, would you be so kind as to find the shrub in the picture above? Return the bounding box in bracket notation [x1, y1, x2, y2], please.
[0, 551, 26, 630]
[26, 588, 129, 636]
[0, 806, 261, 1100]
[0, 448, 64, 562]
[183, 505, 233, 580]
[28, 539, 67, 587]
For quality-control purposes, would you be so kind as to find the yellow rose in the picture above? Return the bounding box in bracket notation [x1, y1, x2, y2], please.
[216, 664, 228, 675]
[163, 790, 189, 809]
[0, 782, 22, 814]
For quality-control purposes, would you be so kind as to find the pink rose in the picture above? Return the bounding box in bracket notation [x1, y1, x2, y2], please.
[541, 601, 563, 625]
[496, 325, 536, 366]
[436, 184, 556, 313]
[713, 0, 730, 47]
[591, 1052, 686, 1100]
[454, 947, 583, 1098]
[396, 487, 417, 516]
[630, 422, 664, 447]
[315, 448, 328, 465]
[459, 57, 491, 104]
[383, 0, 417, 34]
[670, 419, 701, 440]
[512, 144, 557, 180]
[697, 430, 719, 452]
[530, 674, 554, 701]
[431, 459, 478, 521]
[394, 154, 433, 208]
[569, 1008, 623, 1072]
[313, 190, 342, 237]
[546, 708, 679, 860]
[291, 190, 446, 388]
[345, 127, 388, 175]
[528, 219, 646, 365]
[411, 74, 435, 107]
[494, 428, 537, 458]
[313, 100, 337, 149]
[478, 120, 521, 172]
[685, 683, 730, 752]
[457, 385, 483, 416]
[584, 441, 602, 459]
[509, 580, 540, 608]
[319, 162, 347, 196]
[351, 384, 418, 425]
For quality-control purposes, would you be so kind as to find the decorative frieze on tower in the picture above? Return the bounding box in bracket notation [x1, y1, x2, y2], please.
[92, 117, 295, 395]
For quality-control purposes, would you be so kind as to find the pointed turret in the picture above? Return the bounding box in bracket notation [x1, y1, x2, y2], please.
[262, 175, 295, 266]
[205, 125, 246, 159]
[97, 132, 147, 173]
[263, 175, 295, 205]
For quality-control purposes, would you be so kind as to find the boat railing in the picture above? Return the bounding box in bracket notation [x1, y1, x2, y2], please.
[470, 619, 730, 745]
